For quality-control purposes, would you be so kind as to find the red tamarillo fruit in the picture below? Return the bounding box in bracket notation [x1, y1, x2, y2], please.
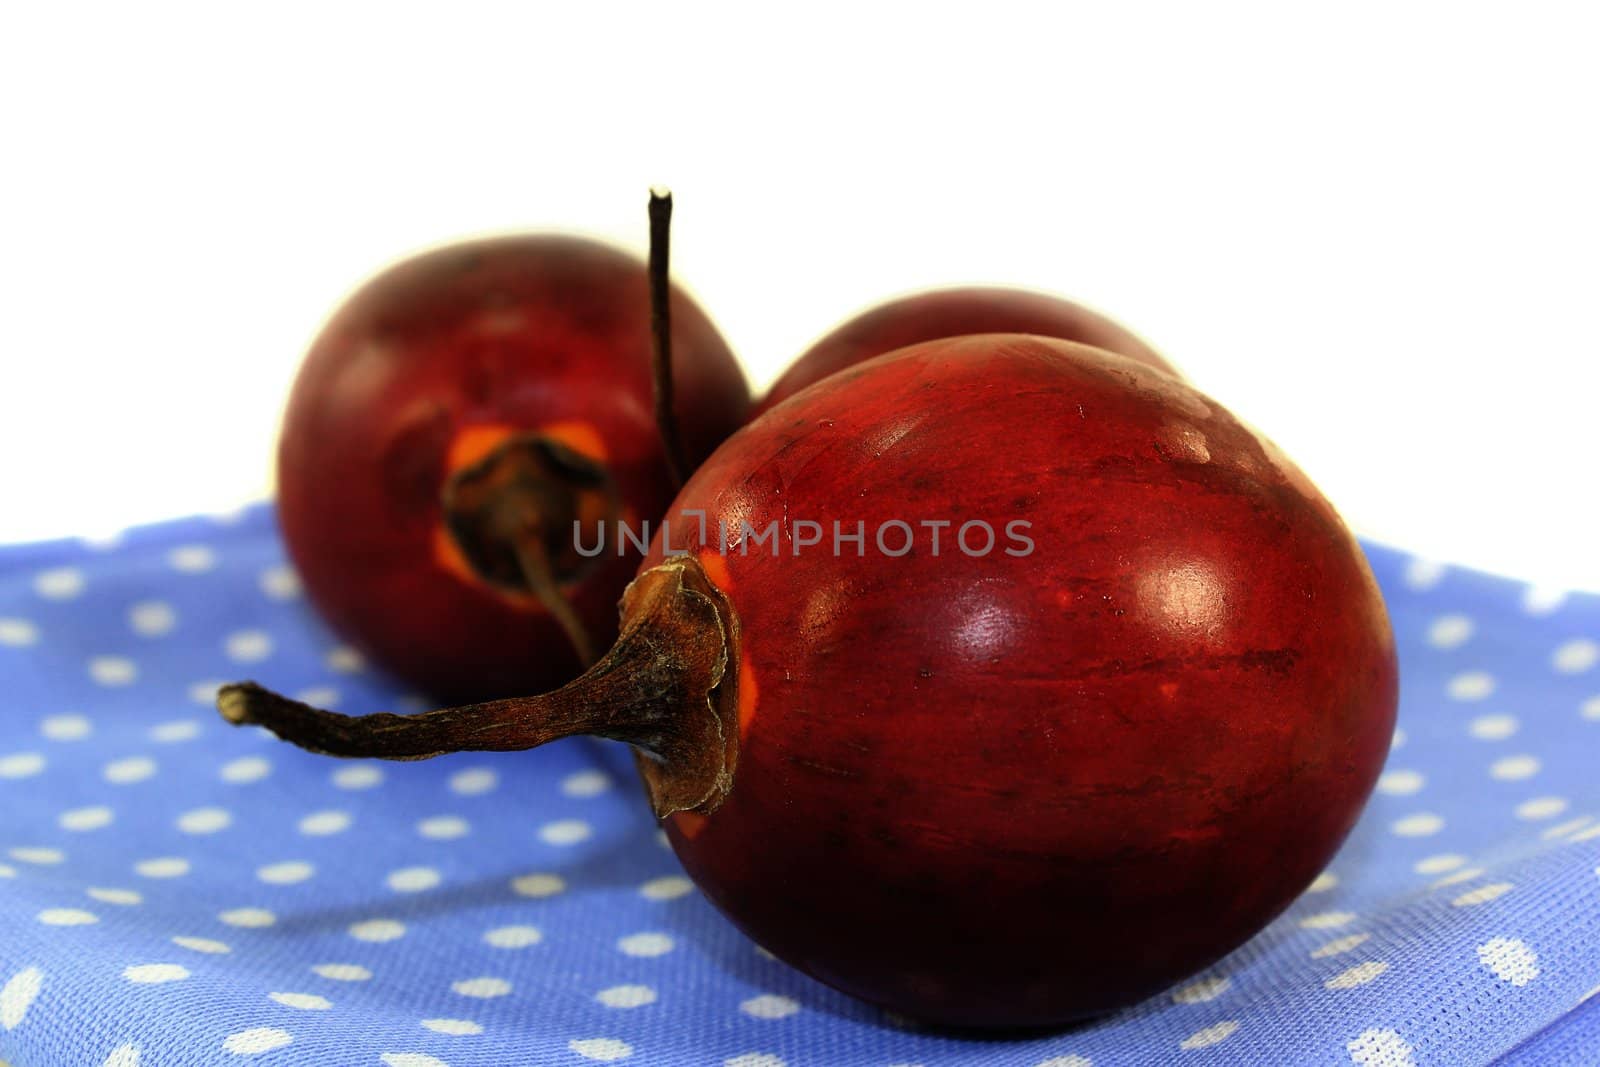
[276, 197, 748, 703]
[224, 334, 1396, 1028]
[756, 286, 1176, 416]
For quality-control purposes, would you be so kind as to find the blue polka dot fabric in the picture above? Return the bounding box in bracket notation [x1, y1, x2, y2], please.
[2, 505, 1598, 1067]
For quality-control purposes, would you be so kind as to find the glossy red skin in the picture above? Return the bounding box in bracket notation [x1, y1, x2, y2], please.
[278, 235, 749, 703]
[755, 287, 1176, 416]
[652, 335, 1395, 1028]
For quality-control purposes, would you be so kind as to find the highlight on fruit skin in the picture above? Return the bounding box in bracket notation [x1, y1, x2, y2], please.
[274, 225, 749, 706]
[222, 333, 1396, 1030]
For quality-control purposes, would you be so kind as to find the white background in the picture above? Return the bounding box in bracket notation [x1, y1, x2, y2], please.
[2, 4, 1597, 588]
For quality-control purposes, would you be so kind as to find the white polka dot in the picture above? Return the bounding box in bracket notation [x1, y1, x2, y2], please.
[1035, 1059, 1092, 1067]
[135, 857, 189, 879]
[40, 714, 91, 741]
[1447, 672, 1495, 701]
[333, 764, 383, 790]
[222, 1027, 293, 1055]
[0, 864, 13, 878]
[38, 908, 98, 926]
[1427, 614, 1473, 649]
[1553, 639, 1599, 674]
[124, 963, 188, 984]
[0, 752, 45, 779]
[60, 806, 114, 831]
[1325, 961, 1389, 989]
[188, 680, 225, 704]
[88, 888, 141, 905]
[34, 567, 86, 600]
[453, 977, 511, 998]
[1391, 813, 1444, 837]
[1, 966, 44, 1030]
[326, 646, 366, 673]
[80, 527, 124, 550]
[379, 1055, 445, 1067]
[150, 719, 201, 743]
[484, 925, 542, 949]
[0, 617, 39, 646]
[1452, 882, 1514, 907]
[1517, 796, 1569, 820]
[172, 807, 232, 836]
[1543, 816, 1593, 840]
[225, 630, 274, 663]
[510, 872, 566, 898]
[294, 686, 340, 708]
[596, 985, 657, 1009]
[1469, 714, 1519, 740]
[571, 1038, 633, 1062]
[90, 657, 138, 686]
[258, 861, 315, 885]
[562, 770, 613, 797]
[299, 810, 351, 836]
[450, 767, 497, 795]
[724, 1056, 785, 1067]
[387, 867, 441, 893]
[640, 875, 694, 901]
[1348, 1028, 1416, 1067]
[1171, 975, 1230, 1003]
[168, 544, 218, 573]
[1403, 558, 1445, 590]
[103, 1042, 141, 1067]
[540, 819, 592, 845]
[417, 815, 469, 840]
[1490, 755, 1541, 781]
[104, 756, 156, 784]
[1414, 854, 1467, 875]
[1523, 584, 1568, 615]
[220, 908, 276, 928]
[269, 992, 331, 1010]
[1377, 770, 1425, 796]
[221, 756, 272, 784]
[1432, 867, 1486, 888]
[1299, 911, 1357, 930]
[1478, 937, 1539, 985]
[1312, 933, 1371, 959]
[312, 964, 371, 981]
[173, 937, 230, 954]
[741, 995, 800, 1019]
[421, 1018, 482, 1035]
[618, 932, 674, 957]
[128, 601, 176, 637]
[1391, 727, 1406, 750]
[10, 846, 64, 865]
[350, 919, 406, 942]
[259, 565, 302, 600]
[1180, 1021, 1240, 1050]
[1582, 695, 1600, 721]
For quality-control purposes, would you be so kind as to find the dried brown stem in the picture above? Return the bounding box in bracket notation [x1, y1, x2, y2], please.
[217, 557, 737, 817]
[649, 187, 688, 487]
[512, 536, 596, 667]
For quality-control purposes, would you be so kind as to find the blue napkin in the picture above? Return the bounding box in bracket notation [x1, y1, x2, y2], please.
[3, 506, 1598, 1066]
